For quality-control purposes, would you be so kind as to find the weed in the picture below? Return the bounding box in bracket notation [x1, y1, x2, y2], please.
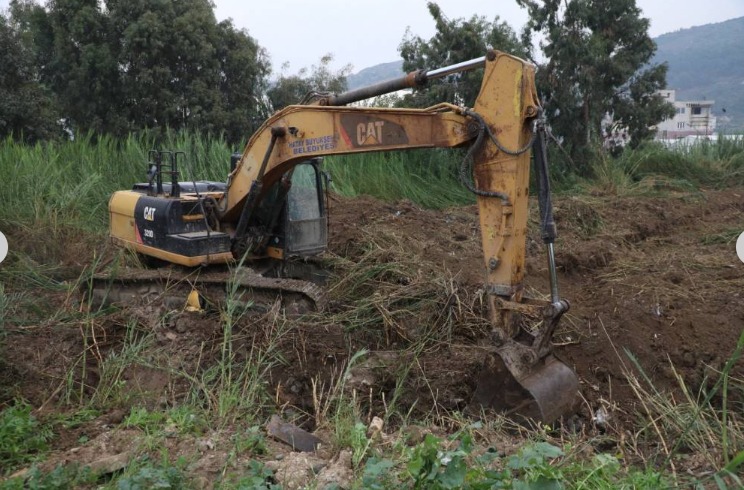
[0, 464, 96, 489]
[47, 408, 99, 430]
[220, 459, 281, 489]
[361, 457, 398, 489]
[123, 406, 167, 436]
[325, 149, 474, 209]
[0, 402, 53, 474]
[115, 457, 188, 490]
[232, 426, 268, 456]
[350, 421, 372, 467]
[86, 319, 155, 408]
[406, 433, 470, 489]
[701, 227, 741, 245]
[356, 430, 668, 489]
[620, 328, 744, 488]
[164, 405, 208, 436]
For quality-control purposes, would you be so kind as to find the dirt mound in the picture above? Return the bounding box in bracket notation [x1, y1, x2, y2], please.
[324, 189, 744, 423]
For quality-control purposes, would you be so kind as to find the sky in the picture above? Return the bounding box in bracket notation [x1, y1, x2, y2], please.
[2, 0, 742, 74]
[212, 0, 744, 74]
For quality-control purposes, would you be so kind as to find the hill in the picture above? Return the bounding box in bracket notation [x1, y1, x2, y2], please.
[347, 17, 744, 131]
[653, 16, 744, 131]
[346, 60, 404, 90]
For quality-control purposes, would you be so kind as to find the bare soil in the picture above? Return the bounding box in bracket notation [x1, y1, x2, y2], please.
[2, 187, 743, 481]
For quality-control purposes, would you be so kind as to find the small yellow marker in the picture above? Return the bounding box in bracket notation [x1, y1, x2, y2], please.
[185, 289, 204, 312]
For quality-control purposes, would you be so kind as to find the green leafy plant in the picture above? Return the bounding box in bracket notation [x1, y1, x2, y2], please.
[0, 464, 96, 490]
[223, 460, 281, 490]
[361, 457, 397, 489]
[123, 406, 167, 436]
[406, 433, 471, 489]
[0, 402, 53, 474]
[232, 426, 268, 456]
[116, 464, 186, 490]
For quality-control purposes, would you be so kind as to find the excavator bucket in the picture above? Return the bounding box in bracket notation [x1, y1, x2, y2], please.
[472, 337, 579, 423]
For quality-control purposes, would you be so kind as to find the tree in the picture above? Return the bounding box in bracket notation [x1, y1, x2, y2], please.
[9, 0, 271, 142]
[398, 2, 528, 108]
[267, 54, 351, 111]
[106, 0, 223, 133]
[518, 0, 674, 170]
[0, 12, 58, 142]
[214, 20, 271, 143]
[44, 0, 120, 133]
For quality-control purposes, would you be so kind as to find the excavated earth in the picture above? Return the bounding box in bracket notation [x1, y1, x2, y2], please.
[2, 186, 743, 481]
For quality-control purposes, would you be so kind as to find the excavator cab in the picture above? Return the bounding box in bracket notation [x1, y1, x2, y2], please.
[259, 158, 328, 260]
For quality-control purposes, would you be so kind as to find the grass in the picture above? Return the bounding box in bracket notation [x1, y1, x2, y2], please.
[0, 132, 471, 245]
[325, 149, 474, 208]
[623, 331, 744, 487]
[0, 131, 233, 236]
[1, 131, 743, 245]
[581, 138, 744, 195]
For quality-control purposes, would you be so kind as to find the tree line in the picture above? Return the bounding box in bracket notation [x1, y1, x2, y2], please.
[1, 0, 672, 171]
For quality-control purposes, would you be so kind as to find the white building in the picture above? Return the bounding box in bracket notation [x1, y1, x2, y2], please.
[655, 89, 716, 139]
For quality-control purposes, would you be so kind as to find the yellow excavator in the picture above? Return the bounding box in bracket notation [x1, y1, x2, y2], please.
[102, 50, 578, 423]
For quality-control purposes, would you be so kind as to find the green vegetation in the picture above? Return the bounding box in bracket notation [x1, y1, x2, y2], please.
[579, 138, 744, 194]
[268, 54, 351, 110]
[0, 132, 232, 236]
[0, 402, 52, 474]
[1, 134, 743, 256]
[325, 149, 475, 208]
[4, 0, 270, 141]
[625, 330, 744, 488]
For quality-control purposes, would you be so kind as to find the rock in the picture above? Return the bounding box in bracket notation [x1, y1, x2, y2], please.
[265, 452, 326, 490]
[266, 414, 322, 452]
[367, 416, 384, 438]
[315, 450, 353, 489]
[197, 438, 215, 452]
[87, 451, 132, 475]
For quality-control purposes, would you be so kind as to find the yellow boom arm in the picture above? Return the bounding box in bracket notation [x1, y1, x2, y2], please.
[221, 51, 540, 325]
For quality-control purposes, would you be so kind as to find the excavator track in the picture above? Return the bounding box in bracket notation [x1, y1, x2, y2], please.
[87, 267, 327, 313]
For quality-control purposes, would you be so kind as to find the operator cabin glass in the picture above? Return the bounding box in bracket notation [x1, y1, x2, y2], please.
[288, 163, 321, 221]
[285, 162, 327, 255]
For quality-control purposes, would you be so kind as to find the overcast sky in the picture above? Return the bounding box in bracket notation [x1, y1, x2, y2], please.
[2, 0, 742, 74]
[213, 0, 744, 74]
[214, 0, 744, 73]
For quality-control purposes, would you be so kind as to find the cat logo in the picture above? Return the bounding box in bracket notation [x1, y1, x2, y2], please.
[340, 114, 408, 148]
[143, 206, 156, 221]
[356, 120, 385, 146]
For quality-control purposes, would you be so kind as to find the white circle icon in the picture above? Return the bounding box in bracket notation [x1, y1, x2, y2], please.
[738, 231, 744, 264]
[0, 232, 7, 264]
